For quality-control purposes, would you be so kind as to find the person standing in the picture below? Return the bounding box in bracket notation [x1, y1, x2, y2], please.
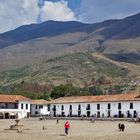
[121, 123, 125, 132]
[64, 121, 70, 135]
[118, 123, 121, 131]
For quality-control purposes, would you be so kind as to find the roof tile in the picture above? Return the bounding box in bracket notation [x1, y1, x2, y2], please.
[0, 94, 31, 103]
[50, 93, 140, 104]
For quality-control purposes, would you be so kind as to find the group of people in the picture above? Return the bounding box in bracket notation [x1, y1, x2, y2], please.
[56, 119, 127, 135]
[118, 123, 125, 131]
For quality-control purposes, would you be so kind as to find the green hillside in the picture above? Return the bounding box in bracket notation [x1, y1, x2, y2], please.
[0, 52, 130, 86]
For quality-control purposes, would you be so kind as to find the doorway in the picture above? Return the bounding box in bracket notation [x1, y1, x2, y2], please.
[5, 113, 10, 119]
[134, 110, 137, 118]
[97, 111, 100, 118]
[118, 111, 122, 118]
[87, 111, 90, 117]
[53, 105, 56, 117]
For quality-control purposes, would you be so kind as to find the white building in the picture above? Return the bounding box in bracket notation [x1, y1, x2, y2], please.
[50, 93, 140, 118]
[31, 99, 50, 116]
[0, 94, 31, 119]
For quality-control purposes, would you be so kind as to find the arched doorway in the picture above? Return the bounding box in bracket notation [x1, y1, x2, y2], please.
[87, 111, 90, 117]
[97, 111, 100, 118]
[5, 113, 10, 119]
[134, 110, 137, 118]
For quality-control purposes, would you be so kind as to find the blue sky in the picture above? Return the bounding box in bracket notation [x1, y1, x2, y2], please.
[0, 0, 140, 33]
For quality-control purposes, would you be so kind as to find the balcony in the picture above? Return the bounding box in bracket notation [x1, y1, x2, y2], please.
[0, 103, 18, 109]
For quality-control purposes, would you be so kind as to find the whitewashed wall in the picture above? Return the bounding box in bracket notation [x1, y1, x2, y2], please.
[50, 101, 140, 118]
[31, 104, 50, 116]
[0, 101, 30, 119]
[18, 101, 30, 118]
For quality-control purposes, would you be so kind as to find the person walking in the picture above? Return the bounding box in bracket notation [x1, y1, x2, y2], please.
[64, 121, 70, 135]
[56, 119, 59, 124]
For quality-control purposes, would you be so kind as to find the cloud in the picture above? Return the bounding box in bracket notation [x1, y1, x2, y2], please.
[0, 0, 39, 33]
[40, 0, 76, 22]
[78, 0, 140, 23]
[0, 0, 76, 33]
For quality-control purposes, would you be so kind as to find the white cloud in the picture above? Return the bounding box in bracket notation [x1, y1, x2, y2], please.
[0, 0, 77, 33]
[0, 0, 39, 33]
[40, 0, 76, 22]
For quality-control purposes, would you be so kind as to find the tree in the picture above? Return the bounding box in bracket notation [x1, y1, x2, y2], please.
[89, 86, 103, 95]
[51, 84, 81, 99]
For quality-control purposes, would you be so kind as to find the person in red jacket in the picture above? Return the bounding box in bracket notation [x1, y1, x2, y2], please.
[64, 121, 70, 135]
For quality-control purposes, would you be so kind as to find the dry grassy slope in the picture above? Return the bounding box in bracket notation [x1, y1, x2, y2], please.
[101, 37, 140, 64]
[93, 53, 140, 79]
[0, 52, 135, 87]
[0, 32, 88, 71]
[0, 31, 139, 72]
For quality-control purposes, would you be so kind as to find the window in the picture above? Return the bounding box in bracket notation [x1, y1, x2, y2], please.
[130, 103, 133, 109]
[35, 111, 38, 115]
[35, 105, 38, 109]
[78, 105, 81, 110]
[118, 103, 121, 109]
[39, 105, 43, 109]
[108, 103, 111, 109]
[53, 105, 56, 111]
[47, 104, 50, 111]
[97, 104, 100, 110]
[61, 105, 64, 110]
[86, 104, 90, 110]
[15, 103, 18, 109]
[26, 104, 28, 110]
[70, 105, 72, 110]
[21, 104, 24, 109]
[5, 103, 8, 109]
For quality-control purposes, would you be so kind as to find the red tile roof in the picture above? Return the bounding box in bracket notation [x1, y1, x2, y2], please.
[50, 93, 140, 104]
[0, 94, 31, 103]
[31, 99, 49, 105]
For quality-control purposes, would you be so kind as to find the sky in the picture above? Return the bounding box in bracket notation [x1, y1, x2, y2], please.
[0, 0, 140, 33]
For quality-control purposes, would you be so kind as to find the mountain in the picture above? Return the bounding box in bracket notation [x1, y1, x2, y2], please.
[0, 13, 140, 89]
[0, 21, 88, 49]
[0, 13, 140, 71]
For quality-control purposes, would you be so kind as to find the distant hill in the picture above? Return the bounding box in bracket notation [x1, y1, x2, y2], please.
[0, 52, 140, 87]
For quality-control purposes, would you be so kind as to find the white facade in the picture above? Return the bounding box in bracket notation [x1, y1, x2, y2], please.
[18, 101, 31, 118]
[31, 104, 50, 116]
[30, 99, 50, 116]
[0, 100, 30, 119]
[50, 99, 140, 118]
